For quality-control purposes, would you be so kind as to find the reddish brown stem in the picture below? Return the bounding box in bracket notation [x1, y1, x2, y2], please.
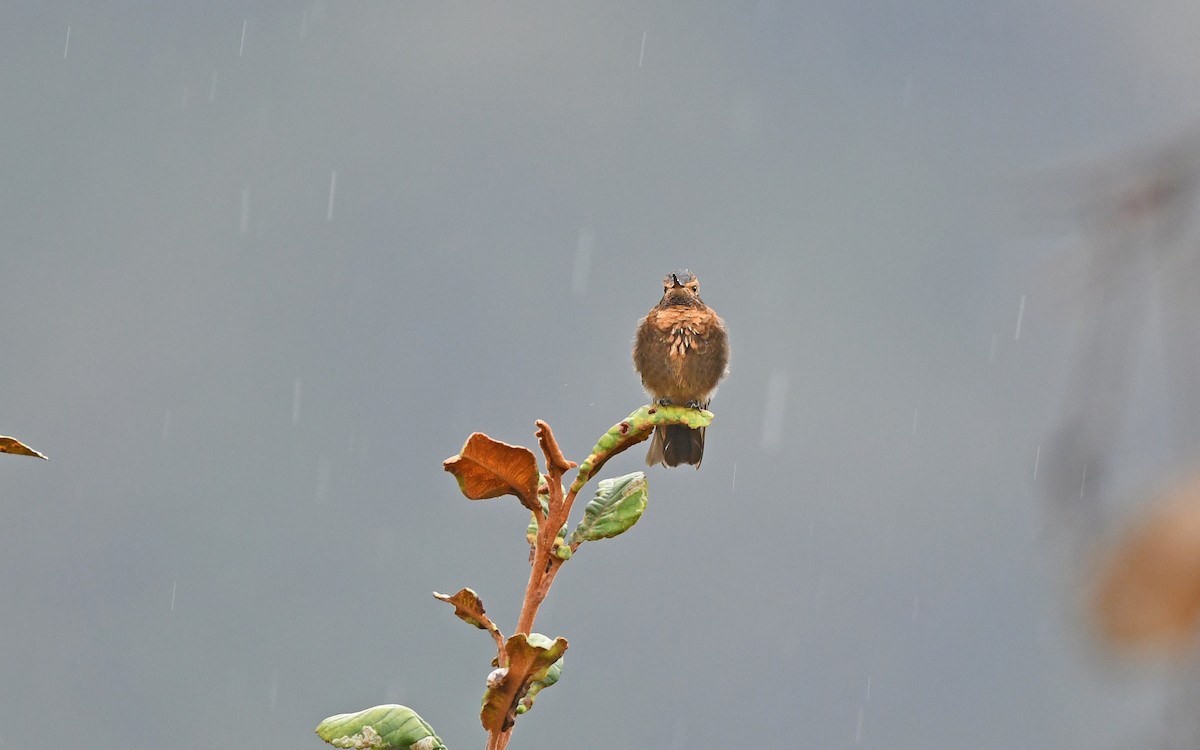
[517, 480, 578, 634]
[535, 420, 576, 474]
[489, 420, 585, 750]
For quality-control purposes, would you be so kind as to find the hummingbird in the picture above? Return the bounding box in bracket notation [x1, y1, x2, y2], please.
[633, 271, 729, 467]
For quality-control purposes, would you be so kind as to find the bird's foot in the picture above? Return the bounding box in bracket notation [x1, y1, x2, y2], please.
[685, 400, 704, 409]
[656, 398, 675, 407]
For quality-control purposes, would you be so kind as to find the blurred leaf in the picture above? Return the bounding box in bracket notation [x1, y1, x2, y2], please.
[0, 436, 47, 460]
[1094, 469, 1200, 653]
[432, 587, 500, 637]
[316, 705, 446, 750]
[571, 405, 711, 492]
[515, 636, 563, 715]
[569, 472, 648, 545]
[443, 433, 539, 511]
[480, 633, 568, 733]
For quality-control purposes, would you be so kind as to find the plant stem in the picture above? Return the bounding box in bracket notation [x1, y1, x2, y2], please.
[516, 483, 576, 634]
[513, 422, 582, 635]
[488, 421, 584, 750]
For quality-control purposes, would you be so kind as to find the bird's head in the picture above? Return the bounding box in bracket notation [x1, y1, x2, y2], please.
[660, 271, 702, 306]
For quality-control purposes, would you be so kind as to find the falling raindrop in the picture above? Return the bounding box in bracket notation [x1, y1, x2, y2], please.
[760, 368, 789, 450]
[571, 229, 593, 296]
[170, 581, 177, 612]
[638, 30, 646, 68]
[292, 378, 303, 425]
[1014, 293, 1026, 340]
[326, 170, 337, 221]
[63, 26, 71, 59]
[1033, 444, 1041, 481]
[239, 19, 247, 56]
[911, 407, 919, 437]
[855, 706, 865, 744]
[730, 462, 737, 492]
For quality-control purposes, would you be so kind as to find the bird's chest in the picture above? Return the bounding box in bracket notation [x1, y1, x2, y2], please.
[667, 326, 699, 360]
[653, 309, 709, 364]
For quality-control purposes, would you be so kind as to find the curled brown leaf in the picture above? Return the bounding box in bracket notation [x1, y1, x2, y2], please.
[444, 433, 539, 511]
[0, 436, 47, 460]
[479, 634, 568, 733]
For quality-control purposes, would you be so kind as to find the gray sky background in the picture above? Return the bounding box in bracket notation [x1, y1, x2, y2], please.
[4, 3, 1200, 749]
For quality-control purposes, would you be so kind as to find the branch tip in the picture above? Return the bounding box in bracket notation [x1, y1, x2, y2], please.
[534, 420, 573, 474]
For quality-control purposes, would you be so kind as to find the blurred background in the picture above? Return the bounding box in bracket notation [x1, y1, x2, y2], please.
[5, 2, 1200, 748]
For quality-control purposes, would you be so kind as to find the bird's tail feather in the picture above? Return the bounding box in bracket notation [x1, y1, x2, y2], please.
[646, 424, 705, 468]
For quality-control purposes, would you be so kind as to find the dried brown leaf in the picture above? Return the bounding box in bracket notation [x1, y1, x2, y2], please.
[443, 433, 539, 511]
[480, 634, 568, 733]
[432, 588, 498, 633]
[0, 436, 47, 460]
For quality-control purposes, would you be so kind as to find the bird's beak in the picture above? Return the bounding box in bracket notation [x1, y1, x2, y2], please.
[670, 273, 683, 288]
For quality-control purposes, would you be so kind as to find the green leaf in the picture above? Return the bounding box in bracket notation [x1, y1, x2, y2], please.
[571, 405, 712, 492]
[316, 705, 446, 750]
[569, 472, 648, 545]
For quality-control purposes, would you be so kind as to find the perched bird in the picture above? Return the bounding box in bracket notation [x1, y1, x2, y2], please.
[633, 271, 729, 467]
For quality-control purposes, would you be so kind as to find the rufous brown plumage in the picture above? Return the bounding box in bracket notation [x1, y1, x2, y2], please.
[633, 271, 729, 467]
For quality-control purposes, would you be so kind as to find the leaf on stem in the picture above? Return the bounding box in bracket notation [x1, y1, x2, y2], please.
[0, 436, 47, 460]
[433, 587, 500, 635]
[444, 433, 539, 511]
[480, 633, 568, 732]
[316, 705, 446, 750]
[571, 405, 712, 492]
[569, 472, 648, 545]
[516, 634, 564, 715]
